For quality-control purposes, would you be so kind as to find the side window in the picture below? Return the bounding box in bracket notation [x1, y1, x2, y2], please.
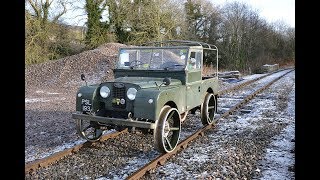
[188, 51, 202, 70]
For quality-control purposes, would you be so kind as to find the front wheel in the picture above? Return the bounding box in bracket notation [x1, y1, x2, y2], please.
[180, 111, 188, 122]
[76, 119, 103, 142]
[200, 93, 217, 125]
[154, 105, 181, 153]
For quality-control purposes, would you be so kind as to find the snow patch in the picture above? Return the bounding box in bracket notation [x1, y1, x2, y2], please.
[258, 123, 295, 180]
[25, 97, 66, 103]
[25, 98, 50, 103]
[25, 139, 85, 163]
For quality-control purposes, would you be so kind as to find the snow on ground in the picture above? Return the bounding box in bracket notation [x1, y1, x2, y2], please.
[25, 139, 86, 163]
[146, 70, 295, 179]
[25, 97, 66, 103]
[257, 73, 295, 180]
[97, 150, 160, 180]
[35, 90, 61, 95]
[25, 98, 51, 103]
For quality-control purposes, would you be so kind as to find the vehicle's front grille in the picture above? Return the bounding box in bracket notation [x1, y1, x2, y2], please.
[113, 86, 125, 98]
[112, 83, 126, 109]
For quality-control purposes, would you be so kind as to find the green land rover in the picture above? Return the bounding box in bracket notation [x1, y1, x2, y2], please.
[72, 40, 219, 153]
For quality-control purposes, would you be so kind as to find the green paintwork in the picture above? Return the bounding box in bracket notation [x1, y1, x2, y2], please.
[113, 77, 182, 88]
[73, 43, 219, 129]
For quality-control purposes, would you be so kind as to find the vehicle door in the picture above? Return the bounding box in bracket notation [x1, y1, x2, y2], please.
[186, 50, 202, 110]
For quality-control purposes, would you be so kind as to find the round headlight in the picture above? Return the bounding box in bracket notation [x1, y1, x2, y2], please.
[127, 88, 137, 100]
[100, 86, 110, 98]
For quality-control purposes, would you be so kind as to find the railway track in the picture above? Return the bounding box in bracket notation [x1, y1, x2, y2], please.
[25, 68, 294, 177]
[126, 68, 294, 179]
[25, 129, 128, 174]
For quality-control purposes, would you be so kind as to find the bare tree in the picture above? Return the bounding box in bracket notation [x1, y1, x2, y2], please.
[26, 0, 67, 28]
[25, 0, 76, 64]
[124, 0, 185, 45]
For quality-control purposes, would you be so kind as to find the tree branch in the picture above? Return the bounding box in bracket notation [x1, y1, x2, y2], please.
[27, 0, 41, 18]
[52, 1, 67, 23]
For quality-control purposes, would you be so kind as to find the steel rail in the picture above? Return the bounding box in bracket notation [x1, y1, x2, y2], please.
[126, 69, 294, 179]
[25, 129, 128, 174]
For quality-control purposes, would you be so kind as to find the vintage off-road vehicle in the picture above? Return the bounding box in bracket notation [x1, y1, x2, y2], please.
[72, 40, 219, 153]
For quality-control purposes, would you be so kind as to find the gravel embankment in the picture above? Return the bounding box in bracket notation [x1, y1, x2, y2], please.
[25, 43, 126, 162]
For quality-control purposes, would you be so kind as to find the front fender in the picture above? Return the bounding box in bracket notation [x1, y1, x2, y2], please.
[133, 89, 160, 120]
[155, 86, 186, 119]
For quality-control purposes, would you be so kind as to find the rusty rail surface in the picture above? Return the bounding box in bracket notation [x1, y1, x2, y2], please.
[25, 68, 293, 175]
[126, 69, 294, 179]
[25, 129, 128, 174]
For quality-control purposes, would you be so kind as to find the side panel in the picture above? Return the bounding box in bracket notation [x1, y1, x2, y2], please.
[133, 86, 186, 121]
[186, 71, 202, 110]
[156, 86, 186, 119]
[186, 49, 203, 110]
[201, 77, 219, 100]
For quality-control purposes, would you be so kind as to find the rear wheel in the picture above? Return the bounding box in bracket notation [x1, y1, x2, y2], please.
[154, 105, 181, 153]
[201, 93, 217, 125]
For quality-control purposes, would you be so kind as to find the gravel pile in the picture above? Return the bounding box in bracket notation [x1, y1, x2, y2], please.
[25, 43, 127, 163]
[25, 43, 127, 93]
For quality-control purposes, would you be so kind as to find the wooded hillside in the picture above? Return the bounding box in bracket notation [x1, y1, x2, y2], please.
[25, 0, 295, 73]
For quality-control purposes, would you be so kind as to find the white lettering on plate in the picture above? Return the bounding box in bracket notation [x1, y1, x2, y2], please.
[81, 99, 91, 105]
[82, 105, 91, 111]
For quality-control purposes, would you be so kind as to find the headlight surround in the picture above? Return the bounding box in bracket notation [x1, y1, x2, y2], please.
[100, 86, 110, 98]
[127, 88, 137, 100]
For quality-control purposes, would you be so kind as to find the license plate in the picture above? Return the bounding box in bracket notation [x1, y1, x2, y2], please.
[82, 99, 92, 112]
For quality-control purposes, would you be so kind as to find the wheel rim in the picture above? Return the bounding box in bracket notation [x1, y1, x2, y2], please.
[201, 93, 216, 125]
[155, 106, 181, 153]
[206, 94, 215, 123]
[76, 119, 103, 142]
[180, 111, 188, 122]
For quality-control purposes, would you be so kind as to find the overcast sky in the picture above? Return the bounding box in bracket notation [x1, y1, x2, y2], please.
[58, 0, 295, 28]
[211, 0, 295, 27]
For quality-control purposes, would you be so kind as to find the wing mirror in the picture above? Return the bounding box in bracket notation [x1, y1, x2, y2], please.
[163, 77, 171, 86]
[80, 74, 87, 86]
[81, 74, 85, 81]
[155, 77, 171, 90]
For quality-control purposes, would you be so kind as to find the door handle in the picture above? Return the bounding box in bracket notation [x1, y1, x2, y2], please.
[198, 86, 200, 92]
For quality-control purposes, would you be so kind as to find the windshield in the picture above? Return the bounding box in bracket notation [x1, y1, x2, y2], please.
[117, 48, 188, 70]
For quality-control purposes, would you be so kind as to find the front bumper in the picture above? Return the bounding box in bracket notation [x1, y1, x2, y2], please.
[72, 113, 156, 129]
